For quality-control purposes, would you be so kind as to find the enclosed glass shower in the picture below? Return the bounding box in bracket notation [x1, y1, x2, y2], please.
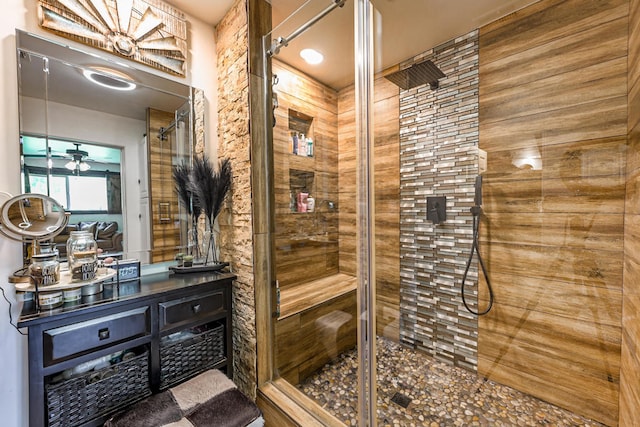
[263, 0, 626, 426]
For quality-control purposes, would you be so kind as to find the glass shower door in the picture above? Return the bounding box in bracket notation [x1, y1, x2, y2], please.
[265, 0, 376, 426]
[264, 0, 379, 424]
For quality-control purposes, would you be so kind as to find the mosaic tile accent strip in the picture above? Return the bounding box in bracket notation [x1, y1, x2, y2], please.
[398, 30, 480, 370]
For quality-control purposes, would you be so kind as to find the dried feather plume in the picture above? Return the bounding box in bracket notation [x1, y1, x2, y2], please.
[173, 161, 202, 258]
[172, 162, 201, 220]
[189, 156, 232, 263]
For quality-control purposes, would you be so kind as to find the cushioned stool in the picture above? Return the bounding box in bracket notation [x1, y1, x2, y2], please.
[105, 370, 263, 427]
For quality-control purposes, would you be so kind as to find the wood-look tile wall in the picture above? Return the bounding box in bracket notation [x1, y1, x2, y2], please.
[272, 60, 340, 288]
[337, 78, 401, 341]
[147, 107, 181, 263]
[621, 0, 640, 425]
[269, 60, 400, 341]
[478, 1, 628, 425]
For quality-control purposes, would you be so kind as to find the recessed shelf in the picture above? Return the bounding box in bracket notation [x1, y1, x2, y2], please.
[288, 109, 313, 134]
[288, 109, 314, 158]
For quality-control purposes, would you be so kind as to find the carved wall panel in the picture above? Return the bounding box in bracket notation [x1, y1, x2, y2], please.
[38, 0, 187, 76]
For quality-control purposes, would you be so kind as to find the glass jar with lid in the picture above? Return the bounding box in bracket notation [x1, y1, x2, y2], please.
[67, 231, 98, 282]
[29, 253, 60, 287]
[36, 241, 59, 257]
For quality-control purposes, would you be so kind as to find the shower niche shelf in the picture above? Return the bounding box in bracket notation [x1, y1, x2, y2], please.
[289, 169, 315, 213]
[288, 108, 314, 158]
[287, 108, 317, 213]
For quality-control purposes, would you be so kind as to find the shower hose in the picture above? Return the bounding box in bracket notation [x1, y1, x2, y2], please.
[461, 205, 494, 316]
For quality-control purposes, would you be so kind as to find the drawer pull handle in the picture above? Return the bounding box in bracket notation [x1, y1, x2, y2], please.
[192, 304, 201, 314]
[98, 328, 110, 340]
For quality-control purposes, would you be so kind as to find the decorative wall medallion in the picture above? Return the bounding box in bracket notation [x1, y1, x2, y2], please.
[37, 0, 187, 76]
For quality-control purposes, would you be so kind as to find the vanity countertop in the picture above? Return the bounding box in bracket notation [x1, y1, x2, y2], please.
[18, 270, 236, 327]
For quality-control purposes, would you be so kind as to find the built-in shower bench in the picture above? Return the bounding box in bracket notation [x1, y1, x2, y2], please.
[276, 273, 357, 385]
[278, 273, 357, 319]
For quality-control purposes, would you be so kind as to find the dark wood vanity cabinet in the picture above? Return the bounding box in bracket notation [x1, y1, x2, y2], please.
[18, 271, 235, 427]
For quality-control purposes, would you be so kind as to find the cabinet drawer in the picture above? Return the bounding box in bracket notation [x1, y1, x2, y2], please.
[43, 307, 150, 366]
[160, 290, 226, 331]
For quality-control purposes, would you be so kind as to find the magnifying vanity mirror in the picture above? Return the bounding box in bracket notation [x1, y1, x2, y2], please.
[16, 29, 198, 265]
[0, 193, 69, 243]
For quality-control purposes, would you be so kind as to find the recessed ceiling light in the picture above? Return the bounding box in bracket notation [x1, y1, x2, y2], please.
[300, 48, 323, 65]
[82, 67, 136, 91]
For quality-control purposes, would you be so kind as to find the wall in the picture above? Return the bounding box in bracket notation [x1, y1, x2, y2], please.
[272, 59, 340, 288]
[147, 108, 182, 263]
[621, 0, 640, 424]
[337, 77, 401, 341]
[478, 0, 627, 425]
[215, 0, 258, 398]
[269, 58, 400, 339]
[397, 30, 480, 369]
[0, 5, 29, 426]
[0, 1, 218, 424]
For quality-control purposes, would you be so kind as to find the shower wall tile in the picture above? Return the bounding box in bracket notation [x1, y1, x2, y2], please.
[148, 108, 182, 263]
[478, 0, 628, 425]
[398, 30, 480, 370]
[337, 77, 402, 341]
[271, 60, 341, 287]
[621, 0, 640, 425]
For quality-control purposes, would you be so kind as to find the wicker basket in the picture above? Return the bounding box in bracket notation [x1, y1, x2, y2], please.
[46, 349, 151, 427]
[160, 323, 225, 388]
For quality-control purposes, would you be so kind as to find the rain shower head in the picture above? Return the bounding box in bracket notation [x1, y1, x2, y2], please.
[384, 59, 445, 90]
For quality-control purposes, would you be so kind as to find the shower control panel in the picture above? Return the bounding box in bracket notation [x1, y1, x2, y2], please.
[427, 196, 447, 225]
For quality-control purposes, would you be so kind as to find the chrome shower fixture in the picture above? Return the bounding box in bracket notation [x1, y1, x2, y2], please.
[266, 0, 347, 57]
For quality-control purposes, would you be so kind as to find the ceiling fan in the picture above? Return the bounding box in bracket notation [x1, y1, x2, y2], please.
[65, 143, 91, 173]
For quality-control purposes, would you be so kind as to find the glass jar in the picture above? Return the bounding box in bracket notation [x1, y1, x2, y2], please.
[29, 253, 60, 287]
[36, 242, 59, 257]
[67, 231, 98, 282]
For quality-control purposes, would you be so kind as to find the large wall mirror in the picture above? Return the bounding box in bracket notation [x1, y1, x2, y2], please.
[16, 29, 197, 265]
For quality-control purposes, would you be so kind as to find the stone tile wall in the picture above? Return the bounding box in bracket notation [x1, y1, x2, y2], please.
[193, 88, 205, 156]
[399, 30, 480, 371]
[215, 0, 257, 397]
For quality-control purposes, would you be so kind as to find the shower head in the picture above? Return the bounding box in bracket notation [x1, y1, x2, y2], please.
[384, 59, 445, 90]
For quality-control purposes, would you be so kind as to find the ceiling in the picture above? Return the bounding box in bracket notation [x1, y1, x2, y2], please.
[17, 30, 191, 121]
[165, 0, 537, 89]
[162, 0, 237, 26]
[17, 0, 538, 128]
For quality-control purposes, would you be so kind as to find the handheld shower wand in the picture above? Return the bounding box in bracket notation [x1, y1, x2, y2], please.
[461, 175, 494, 316]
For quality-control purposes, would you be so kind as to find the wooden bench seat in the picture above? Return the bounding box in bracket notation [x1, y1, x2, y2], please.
[276, 273, 357, 384]
[279, 273, 357, 319]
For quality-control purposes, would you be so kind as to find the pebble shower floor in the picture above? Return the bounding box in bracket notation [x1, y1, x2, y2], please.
[298, 337, 606, 427]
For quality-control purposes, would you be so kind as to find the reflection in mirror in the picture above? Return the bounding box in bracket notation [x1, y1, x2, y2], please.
[16, 29, 196, 265]
[0, 193, 68, 243]
[21, 135, 124, 261]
